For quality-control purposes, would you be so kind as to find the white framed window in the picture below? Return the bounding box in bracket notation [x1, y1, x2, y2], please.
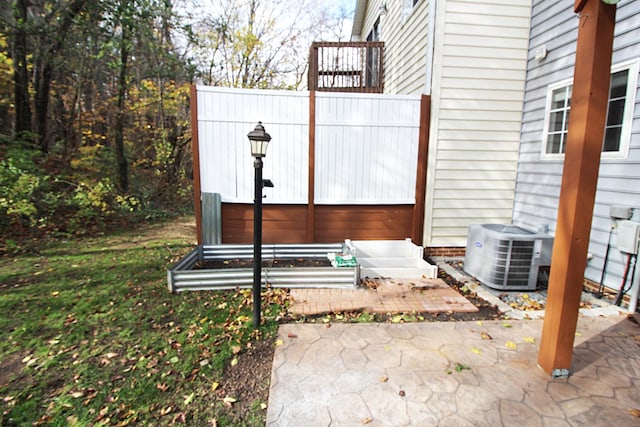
[541, 59, 639, 160]
[402, 0, 420, 23]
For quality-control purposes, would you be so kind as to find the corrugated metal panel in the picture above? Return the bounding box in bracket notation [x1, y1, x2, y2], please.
[314, 92, 421, 204]
[201, 192, 221, 244]
[513, 0, 640, 291]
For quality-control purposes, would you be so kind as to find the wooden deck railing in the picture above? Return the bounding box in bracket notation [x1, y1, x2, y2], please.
[308, 41, 384, 93]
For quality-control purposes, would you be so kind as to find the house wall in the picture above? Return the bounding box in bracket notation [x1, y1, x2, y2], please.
[423, 0, 532, 247]
[512, 0, 640, 290]
[357, 0, 430, 95]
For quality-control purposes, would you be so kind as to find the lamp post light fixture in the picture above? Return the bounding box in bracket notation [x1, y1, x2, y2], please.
[247, 122, 272, 329]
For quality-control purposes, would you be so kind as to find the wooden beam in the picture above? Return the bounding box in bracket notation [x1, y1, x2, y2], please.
[190, 84, 203, 245]
[412, 95, 430, 244]
[538, 0, 616, 376]
[307, 90, 316, 242]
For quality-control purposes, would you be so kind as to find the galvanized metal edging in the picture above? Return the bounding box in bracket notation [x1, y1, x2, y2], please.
[168, 243, 356, 293]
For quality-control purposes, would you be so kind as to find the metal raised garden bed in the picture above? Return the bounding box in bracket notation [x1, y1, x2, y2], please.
[167, 243, 358, 292]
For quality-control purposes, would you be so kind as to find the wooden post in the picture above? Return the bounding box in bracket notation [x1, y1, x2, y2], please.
[190, 84, 203, 245]
[412, 95, 430, 244]
[538, 0, 616, 376]
[307, 90, 316, 242]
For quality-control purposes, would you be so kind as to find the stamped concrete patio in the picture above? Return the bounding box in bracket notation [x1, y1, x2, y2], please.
[266, 313, 640, 426]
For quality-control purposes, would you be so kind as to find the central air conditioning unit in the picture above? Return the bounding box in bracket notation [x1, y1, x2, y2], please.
[464, 224, 554, 291]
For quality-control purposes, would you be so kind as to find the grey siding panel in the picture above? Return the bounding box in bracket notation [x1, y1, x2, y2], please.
[513, 0, 640, 290]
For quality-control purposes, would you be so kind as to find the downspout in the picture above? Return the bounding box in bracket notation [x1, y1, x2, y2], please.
[424, 0, 436, 95]
[422, 0, 445, 246]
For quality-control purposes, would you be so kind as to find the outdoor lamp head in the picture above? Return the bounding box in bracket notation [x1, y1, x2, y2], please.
[247, 122, 271, 158]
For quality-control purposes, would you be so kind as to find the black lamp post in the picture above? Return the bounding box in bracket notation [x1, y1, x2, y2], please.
[247, 122, 271, 329]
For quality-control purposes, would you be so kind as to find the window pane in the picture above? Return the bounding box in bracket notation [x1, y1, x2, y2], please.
[607, 99, 625, 126]
[551, 87, 568, 109]
[603, 126, 622, 152]
[549, 111, 565, 132]
[610, 70, 628, 98]
[547, 133, 562, 154]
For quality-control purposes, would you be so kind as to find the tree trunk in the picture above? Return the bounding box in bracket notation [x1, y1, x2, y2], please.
[114, 12, 130, 192]
[34, 60, 54, 152]
[12, 0, 31, 137]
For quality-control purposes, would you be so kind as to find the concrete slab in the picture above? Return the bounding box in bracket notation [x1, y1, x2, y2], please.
[266, 315, 640, 427]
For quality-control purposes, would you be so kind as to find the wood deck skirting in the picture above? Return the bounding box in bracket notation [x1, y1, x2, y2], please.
[221, 203, 415, 244]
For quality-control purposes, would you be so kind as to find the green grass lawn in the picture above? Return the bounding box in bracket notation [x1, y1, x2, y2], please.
[0, 219, 284, 426]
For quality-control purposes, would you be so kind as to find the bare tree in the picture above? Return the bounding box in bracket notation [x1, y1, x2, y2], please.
[189, 0, 335, 89]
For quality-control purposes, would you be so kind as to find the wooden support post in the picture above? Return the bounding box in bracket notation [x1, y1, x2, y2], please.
[538, 0, 616, 376]
[412, 95, 430, 245]
[190, 84, 203, 245]
[307, 90, 316, 242]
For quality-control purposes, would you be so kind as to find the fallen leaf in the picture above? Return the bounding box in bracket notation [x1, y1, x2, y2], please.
[231, 345, 242, 354]
[379, 376, 389, 383]
[629, 408, 640, 418]
[471, 347, 482, 355]
[156, 383, 169, 392]
[275, 339, 284, 346]
[398, 390, 406, 397]
[287, 333, 298, 339]
[230, 357, 238, 367]
[384, 345, 391, 352]
[455, 363, 470, 372]
[260, 402, 268, 410]
[211, 382, 219, 391]
[480, 331, 492, 340]
[184, 392, 195, 405]
[502, 322, 512, 328]
[523, 337, 536, 344]
[361, 418, 373, 424]
[476, 320, 483, 326]
[575, 332, 582, 337]
[222, 396, 237, 407]
[160, 406, 172, 416]
[70, 391, 85, 398]
[505, 341, 517, 350]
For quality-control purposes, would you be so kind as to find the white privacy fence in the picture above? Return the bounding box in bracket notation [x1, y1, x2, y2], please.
[195, 86, 421, 204]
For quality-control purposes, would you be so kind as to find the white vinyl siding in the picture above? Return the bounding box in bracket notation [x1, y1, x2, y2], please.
[360, 0, 430, 95]
[196, 86, 421, 205]
[513, 0, 640, 291]
[423, 0, 532, 246]
[314, 92, 421, 204]
[197, 86, 309, 204]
